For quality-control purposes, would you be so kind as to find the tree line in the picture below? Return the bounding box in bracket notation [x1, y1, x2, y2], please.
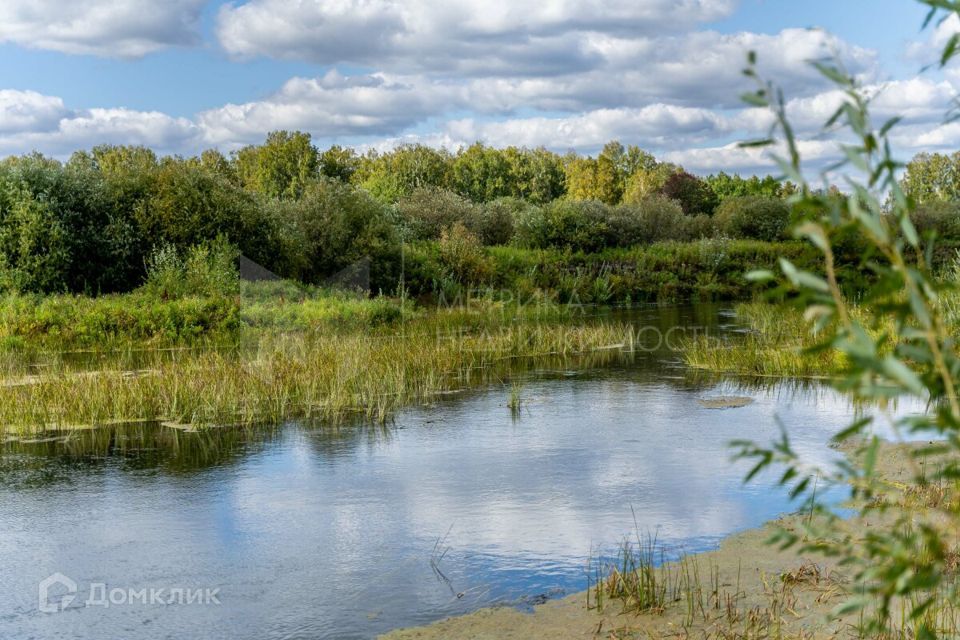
[0, 130, 946, 295]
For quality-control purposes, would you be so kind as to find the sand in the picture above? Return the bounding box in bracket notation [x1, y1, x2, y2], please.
[380, 440, 947, 639]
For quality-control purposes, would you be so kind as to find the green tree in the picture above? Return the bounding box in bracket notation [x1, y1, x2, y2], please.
[319, 145, 359, 182]
[659, 171, 718, 216]
[501, 147, 566, 204]
[704, 172, 785, 202]
[0, 153, 139, 293]
[274, 178, 401, 291]
[622, 162, 680, 203]
[450, 143, 512, 202]
[713, 195, 789, 241]
[900, 152, 960, 204]
[233, 130, 319, 199]
[353, 144, 452, 203]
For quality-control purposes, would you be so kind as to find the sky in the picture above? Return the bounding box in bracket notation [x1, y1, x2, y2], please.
[0, 0, 956, 174]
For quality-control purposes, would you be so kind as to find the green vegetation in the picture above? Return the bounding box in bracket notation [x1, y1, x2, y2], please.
[0, 130, 832, 299]
[722, 8, 960, 637]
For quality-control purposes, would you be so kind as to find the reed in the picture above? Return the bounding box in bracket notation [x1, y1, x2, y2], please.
[681, 302, 877, 379]
[0, 313, 636, 434]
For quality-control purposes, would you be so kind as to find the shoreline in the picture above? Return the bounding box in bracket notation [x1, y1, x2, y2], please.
[380, 440, 939, 639]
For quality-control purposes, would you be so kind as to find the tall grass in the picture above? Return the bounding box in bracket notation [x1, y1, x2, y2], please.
[0, 313, 636, 434]
[682, 302, 878, 378]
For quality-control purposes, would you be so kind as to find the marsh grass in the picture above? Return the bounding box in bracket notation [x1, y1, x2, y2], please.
[589, 535, 828, 639]
[0, 312, 637, 434]
[507, 381, 526, 418]
[682, 302, 884, 379]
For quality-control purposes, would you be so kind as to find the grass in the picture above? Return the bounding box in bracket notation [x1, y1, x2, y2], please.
[0, 299, 638, 434]
[682, 302, 873, 379]
[508, 381, 525, 417]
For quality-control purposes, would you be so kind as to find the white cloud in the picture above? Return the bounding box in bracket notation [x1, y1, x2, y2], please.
[196, 70, 463, 146]
[0, 90, 71, 134]
[441, 105, 734, 151]
[216, 0, 738, 75]
[0, 92, 199, 157]
[0, 0, 206, 57]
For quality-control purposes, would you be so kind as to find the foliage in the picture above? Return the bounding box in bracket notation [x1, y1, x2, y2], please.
[142, 239, 240, 300]
[233, 130, 319, 199]
[500, 146, 566, 204]
[450, 142, 512, 202]
[318, 145, 359, 182]
[438, 222, 491, 284]
[354, 144, 452, 202]
[402, 238, 819, 304]
[395, 186, 480, 240]
[0, 153, 139, 293]
[732, 13, 960, 637]
[705, 172, 792, 202]
[475, 197, 524, 245]
[514, 198, 610, 252]
[910, 200, 960, 241]
[714, 196, 790, 241]
[273, 177, 401, 292]
[606, 196, 690, 246]
[622, 162, 680, 203]
[659, 171, 719, 216]
[900, 151, 960, 205]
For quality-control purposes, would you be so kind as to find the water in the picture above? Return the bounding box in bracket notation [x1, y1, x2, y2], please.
[0, 306, 924, 639]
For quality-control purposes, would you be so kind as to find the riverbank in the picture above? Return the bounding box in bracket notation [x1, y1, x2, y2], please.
[380, 440, 958, 639]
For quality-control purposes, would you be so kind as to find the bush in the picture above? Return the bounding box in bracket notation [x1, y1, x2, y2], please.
[475, 197, 526, 245]
[606, 196, 689, 246]
[659, 171, 718, 216]
[0, 154, 139, 293]
[713, 196, 790, 241]
[514, 199, 609, 252]
[438, 223, 491, 284]
[142, 239, 240, 299]
[395, 187, 479, 240]
[139, 159, 280, 266]
[909, 200, 960, 240]
[275, 178, 401, 292]
[684, 214, 718, 240]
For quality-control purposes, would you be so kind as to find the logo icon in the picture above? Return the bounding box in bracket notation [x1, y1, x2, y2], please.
[38, 573, 77, 613]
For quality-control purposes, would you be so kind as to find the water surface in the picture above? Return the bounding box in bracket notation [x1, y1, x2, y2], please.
[0, 306, 919, 639]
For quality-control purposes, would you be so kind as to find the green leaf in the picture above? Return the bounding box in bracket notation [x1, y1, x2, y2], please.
[880, 355, 926, 395]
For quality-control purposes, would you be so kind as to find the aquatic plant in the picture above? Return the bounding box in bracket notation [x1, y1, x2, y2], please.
[0, 312, 637, 433]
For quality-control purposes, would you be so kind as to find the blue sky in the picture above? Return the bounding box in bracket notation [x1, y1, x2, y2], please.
[0, 1, 955, 173]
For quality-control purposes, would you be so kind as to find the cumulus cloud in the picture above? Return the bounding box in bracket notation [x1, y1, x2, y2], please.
[441, 105, 734, 151]
[216, 0, 737, 75]
[0, 90, 72, 134]
[0, 90, 199, 157]
[196, 70, 464, 146]
[0, 0, 206, 57]
[0, 1, 953, 177]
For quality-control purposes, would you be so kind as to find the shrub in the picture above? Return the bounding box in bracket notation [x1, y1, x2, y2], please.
[276, 178, 401, 292]
[438, 223, 491, 284]
[395, 187, 479, 240]
[514, 199, 609, 252]
[713, 196, 790, 241]
[142, 239, 240, 299]
[0, 154, 139, 293]
[606, 196, 689, 246]
[684, 214, 718, 240]
[659, 171, 718, 216]
[475, 197, 526, 245]
[909, 200, 960, 240]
